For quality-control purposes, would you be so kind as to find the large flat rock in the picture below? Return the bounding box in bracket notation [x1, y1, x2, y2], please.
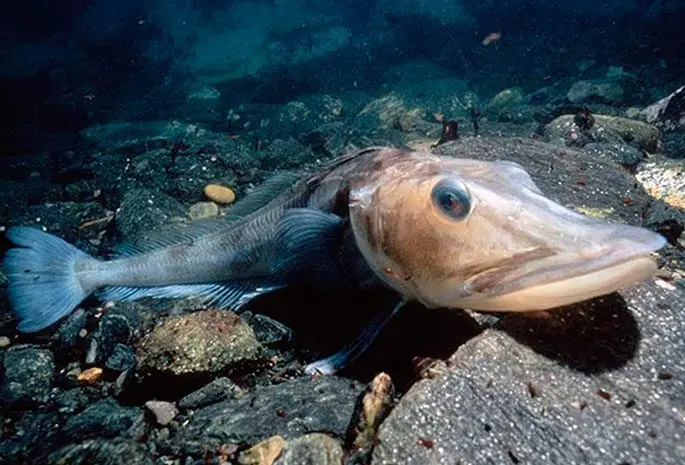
[372, 280, 685, 464]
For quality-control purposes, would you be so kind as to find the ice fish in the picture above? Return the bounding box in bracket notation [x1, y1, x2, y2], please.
[2, 147, 666, 373]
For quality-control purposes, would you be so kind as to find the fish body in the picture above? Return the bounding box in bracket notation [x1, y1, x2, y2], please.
[2, 147, 666, 353]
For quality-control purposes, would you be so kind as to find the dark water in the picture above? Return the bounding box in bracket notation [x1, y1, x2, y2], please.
[1, 0, 684, 151]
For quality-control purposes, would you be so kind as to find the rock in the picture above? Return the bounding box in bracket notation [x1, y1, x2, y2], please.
[487, 87, 525, 113]
[543, 114, 661, 151]
[242, 312, 294, 346]
[189, 201, 219, 220]
[355, 94, 434, 136]
[77, 367, 104, 385]
[275, 433, 344, 465]
[105, 343, 137, 372]
[257, 137, 318, 170]
[567, 79, 624, 105]
[203, 184, 236, 205]
[79, 120, 206, 153]
[0, 336, 10, 347]
[115, 188, 190, 241]
[63, 398, 146, 442]
[54, 308, 87, 352]
[178, 376, 363, 455]
[0, 345, 55, 406]
[55, 388, 91, 414]
[87, 309, 139, 364]
[583, 142, 644, 168]
[372, 279, 685, 465]
[136, 310, 261, 378]
[641, 85, 685, 131]
[0, 411, 62, 463]
[47, 439, 154, 465]
[179, 377, 243, 410]
[636, 160, 685, 211]
[144, 400, 178, 426]
[238, 436, 286, 465]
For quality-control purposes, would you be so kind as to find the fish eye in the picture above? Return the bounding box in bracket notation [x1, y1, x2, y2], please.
[431, 179, 471, 220]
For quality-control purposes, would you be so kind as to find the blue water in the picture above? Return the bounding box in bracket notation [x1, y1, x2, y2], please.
[1, 0, 683, 149]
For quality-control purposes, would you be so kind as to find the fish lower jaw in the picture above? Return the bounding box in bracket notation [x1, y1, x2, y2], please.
[449, 256, 659, 312]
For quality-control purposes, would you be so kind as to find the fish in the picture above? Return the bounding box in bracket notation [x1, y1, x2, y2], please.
[2, 146, 666, 373]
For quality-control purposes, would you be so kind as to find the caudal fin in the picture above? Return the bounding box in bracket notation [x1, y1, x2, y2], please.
[3, 226, 94, 332]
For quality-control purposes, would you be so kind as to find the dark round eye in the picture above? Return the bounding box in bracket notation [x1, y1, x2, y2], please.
[431, 179, 471, 220]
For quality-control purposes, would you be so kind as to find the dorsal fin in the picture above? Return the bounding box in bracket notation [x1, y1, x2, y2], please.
[114, 172, 302, 256]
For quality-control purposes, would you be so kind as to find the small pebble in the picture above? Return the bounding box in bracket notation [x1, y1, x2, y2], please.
[78, 367, 104, 385]
[0, 336, 10, 348]
[189, 201, 220, 220]
[204, 184, 236, 204]
[145, 400, 178, 426]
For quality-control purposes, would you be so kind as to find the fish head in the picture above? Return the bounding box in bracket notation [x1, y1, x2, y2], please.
[348, 150, 667, 312]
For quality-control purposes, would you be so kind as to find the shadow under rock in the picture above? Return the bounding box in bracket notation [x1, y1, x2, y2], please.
[495, 292, 641, 374]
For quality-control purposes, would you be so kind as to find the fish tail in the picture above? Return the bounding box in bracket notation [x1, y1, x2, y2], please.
[3, 226, 98, 333]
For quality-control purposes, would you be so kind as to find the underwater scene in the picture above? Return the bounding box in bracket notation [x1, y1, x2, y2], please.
[1, 0, 685, 463]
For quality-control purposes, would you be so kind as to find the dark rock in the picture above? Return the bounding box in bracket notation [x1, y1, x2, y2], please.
[0, 411, 62, 463]
[178, 376, 363, 455]
[257, 137, 318, 171]
[55, 388, 92, 415]
[275, 433, 344, 465]
[178, 377, 243, 410]
[115, 188, 190, 242]
[372, 280, 685, 464]
[87, 308, 139, 364]
[137, 310, 260, 379]
[63, 398, 146, 442]
[0, 345, 55, 406]
[54, 308, 88, 352]
[105, 343, 137, 372]
[242, 312, 293, 346]
[145, 400, 178, 426]
[47, 439, 154, 465]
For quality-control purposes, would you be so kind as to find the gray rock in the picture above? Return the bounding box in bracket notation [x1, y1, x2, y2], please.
[543, 114, 661, 152]
[87, 308, 139, 364]
[275, 433, 344, 465]
[55, 388, 92, 414]
[0, 345, 55, 406]
[136, 310, 261, 378]
[47, 439, 154, 465]
[105, 343, 137, 372]
[567, 79, 624, 105]
[242, 312, 294, 346]
[583, 142, 645, 168]
[258, 137, 318, 171]
[372, 280, 685, 465]
[178, 377, 243, 410]
[54, 308, 88, 351]
[145, 400, 178, 426]
[115, 188, 190, 242]
[178, 376, 363, 455]
[63, 398, 146, 441]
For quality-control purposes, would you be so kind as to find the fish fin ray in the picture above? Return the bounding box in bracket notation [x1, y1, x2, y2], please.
[112, 172, 301, 257]
[99, 279, 284, 310]
[273, 208, 346, 285]
[2, 226, 97, 332]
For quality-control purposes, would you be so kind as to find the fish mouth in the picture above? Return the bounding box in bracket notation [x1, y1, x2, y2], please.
[451, 225, 667, 312]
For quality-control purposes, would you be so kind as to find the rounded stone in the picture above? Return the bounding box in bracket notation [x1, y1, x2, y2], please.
[136, 310, 261, 377]
[204, 184, 236, 204]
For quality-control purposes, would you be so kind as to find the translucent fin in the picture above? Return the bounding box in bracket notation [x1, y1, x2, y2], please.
[2, 227, 97, 333]
[227, 172, 301, 219]
[273, 208, 346, 286]
[99, 279, 284, 310]
[304, 299, 406, 375]
[114, 172, 302, 256]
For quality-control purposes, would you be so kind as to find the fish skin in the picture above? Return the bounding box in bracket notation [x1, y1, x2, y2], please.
[2, 146, 667, 341]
